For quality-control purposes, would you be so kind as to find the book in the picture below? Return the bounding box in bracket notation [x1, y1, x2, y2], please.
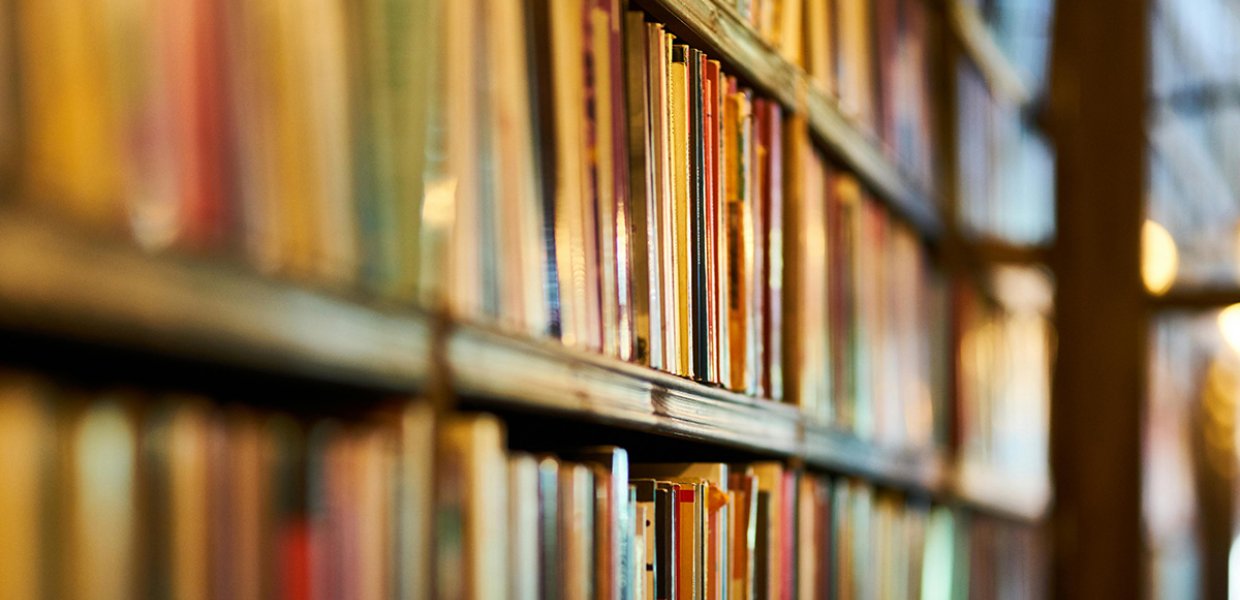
[669, 43, 693, 378]
[574, 447, 633, 600]
[0, 370, 1043, 599]
[560, 462, 596, 599]
[625, 11, 660, 368]
[437, 414, 509, 599]
[0, 375, 52, 600]
[509, 453, 542, 600]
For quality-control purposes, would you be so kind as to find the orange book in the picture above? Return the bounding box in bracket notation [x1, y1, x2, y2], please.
[669, 44, 693, 378]
[0, 375, 52, 600]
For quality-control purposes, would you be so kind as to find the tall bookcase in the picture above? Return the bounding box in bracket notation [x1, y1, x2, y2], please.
[0, 0, 1058, 596]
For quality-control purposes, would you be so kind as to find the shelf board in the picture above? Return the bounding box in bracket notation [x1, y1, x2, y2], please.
[961, 238, 1051, 265]
[948, 0, 1033, 107]
[803, 424, 949, 493]
[951, 461, 1051, 521]
[1150, 286, 1240, 309]
[0, 208, 432, 390]
[449, 320, 804, 456]
[638, 0, 943, 241]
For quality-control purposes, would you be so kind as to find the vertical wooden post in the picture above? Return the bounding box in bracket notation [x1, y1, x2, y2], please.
[1047, 0, 1148, 597]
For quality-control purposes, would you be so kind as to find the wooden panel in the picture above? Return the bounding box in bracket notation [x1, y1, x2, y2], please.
[1048, 0, 1147, 595]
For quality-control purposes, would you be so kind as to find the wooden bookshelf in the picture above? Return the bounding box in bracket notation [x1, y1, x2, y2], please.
[637, 0, 944, 240]
[946, 0, 1033, 107]
[0, 208, 433, 390]
[0, 209, 1063, 521]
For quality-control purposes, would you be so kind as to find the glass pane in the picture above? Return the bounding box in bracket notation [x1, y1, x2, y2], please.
[1147, 0, 1240, 290]
[1146, 311, 1240, 599]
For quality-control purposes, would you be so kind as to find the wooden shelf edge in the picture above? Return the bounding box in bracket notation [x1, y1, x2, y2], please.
[1150, 286, 1240, 309]
[802, 424, 949, 493]
[959, 237, 1052, 265]
[448, 319, 804, 456]
[950, 461, 1051, 522]
[0, 208, 432, 390]
[948, 0, 1033, 107]
[639, 0, 944, 241]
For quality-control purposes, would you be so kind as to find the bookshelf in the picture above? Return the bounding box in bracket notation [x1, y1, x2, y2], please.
[0, 204, 1055, 520]
[0, 0, 1059, 595]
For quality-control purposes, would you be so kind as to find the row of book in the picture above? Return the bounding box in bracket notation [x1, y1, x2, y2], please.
[955, 61, 1054, 246]
[954, 267, 1051, 487]
[728, 0, 939, 193]
[789, 141, 947, 452]
[0, 373, 1042, 599]
[809, 0, 938, 191]
[9, 0, 945, 411]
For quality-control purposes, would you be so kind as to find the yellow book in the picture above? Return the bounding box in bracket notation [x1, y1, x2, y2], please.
[778, 0, 804, 66]
[781, 115, 807, 412]
[838, 0, 875, 127]
[165, 400, 213, 600]
[18, 0, 125, 228]
[805, 0, 834, 93]
[0, 375, 51, 600]
[269, 0, 318, 280]
[669, 44, 692, 377]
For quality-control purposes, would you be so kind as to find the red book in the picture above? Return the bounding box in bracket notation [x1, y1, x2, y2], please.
[751, 99, 770, 398]
[177, 0, 229, 249]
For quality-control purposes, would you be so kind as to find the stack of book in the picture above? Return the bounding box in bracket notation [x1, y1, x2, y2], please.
[0, 371, 1038, 599]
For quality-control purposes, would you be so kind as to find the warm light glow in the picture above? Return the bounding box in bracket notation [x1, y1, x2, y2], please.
[1143, 220, 1178, 295]
[1219, 304, 1240, 355]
